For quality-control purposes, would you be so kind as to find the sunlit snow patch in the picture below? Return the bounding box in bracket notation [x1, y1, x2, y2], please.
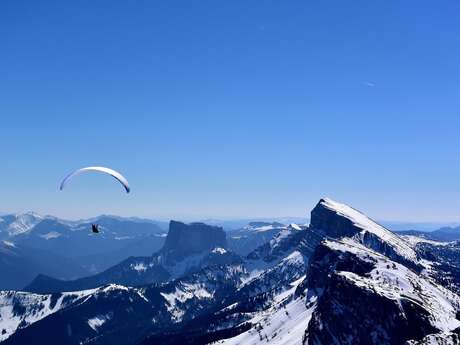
[39, 231, 61, 240]
[2, 241, 16, 248]
[160, 283, 213, 322]
[131, 263, 147, 272]
[0, 288, 98, 341]
[217, 275, 314, 345]
[212, 247, 227, 254]
[88, 313, 112, 331]
[6, 213, 44, 236]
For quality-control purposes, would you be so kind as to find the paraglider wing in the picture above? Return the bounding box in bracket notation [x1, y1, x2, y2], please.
[59, 166, 130, 193]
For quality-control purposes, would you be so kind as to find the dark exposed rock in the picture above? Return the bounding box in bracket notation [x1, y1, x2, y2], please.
[304, 242, 438, 345]
[416, 241, 460, 294]
[310, 199, 362, 238]
[161, 221, 227, 262]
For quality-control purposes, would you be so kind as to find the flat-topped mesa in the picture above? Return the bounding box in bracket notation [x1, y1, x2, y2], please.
[310, 198, 419, 269]
[162, 221, 227, 260]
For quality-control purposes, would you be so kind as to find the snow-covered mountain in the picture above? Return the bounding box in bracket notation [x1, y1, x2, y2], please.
[0, 287, 99, 342]
[227, 222, 306, 256]
[207, 199, 460, 345]
[310, 198, 419, 266]
[0, 213, 44, 238]
[2, 198, 460, 345]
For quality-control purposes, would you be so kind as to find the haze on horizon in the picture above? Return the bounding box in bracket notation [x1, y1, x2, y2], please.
[1, 1, 459, 222]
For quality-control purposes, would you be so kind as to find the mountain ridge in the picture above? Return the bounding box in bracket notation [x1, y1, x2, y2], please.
[2, 197, 460, 345]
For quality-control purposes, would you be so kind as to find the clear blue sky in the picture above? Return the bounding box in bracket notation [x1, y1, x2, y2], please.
[1, 0, 459, 221]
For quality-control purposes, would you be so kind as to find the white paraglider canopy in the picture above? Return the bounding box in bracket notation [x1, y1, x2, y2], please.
[59, 166, 130, 193]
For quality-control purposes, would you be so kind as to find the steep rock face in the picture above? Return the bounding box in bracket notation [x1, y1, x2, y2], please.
[310, 198, 420, 270]
[310, 200, 360, 238]
[161, 221, 227, 262]
[302, 239, 460, 345]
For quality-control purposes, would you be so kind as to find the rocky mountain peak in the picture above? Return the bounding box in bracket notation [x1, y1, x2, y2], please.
[310, 197, 419, 268]
[310, 197, 367, 238]
[162, 221, 227, 260]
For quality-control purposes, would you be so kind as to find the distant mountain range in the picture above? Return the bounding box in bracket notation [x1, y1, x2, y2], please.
[0, 213, 168, 289]
[227, 221, 306, 255]
[0, 241, 88, 290]
[198, 217, 309, 231]
[0, 213, 308, 291]
[2, 198, 460, 345]
[399, 226, 460, 242]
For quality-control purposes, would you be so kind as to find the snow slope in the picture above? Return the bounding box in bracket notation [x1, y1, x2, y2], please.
[2, 213, 44, 236]
[0, 288, 97, 341]
[217, 277, 314, 345]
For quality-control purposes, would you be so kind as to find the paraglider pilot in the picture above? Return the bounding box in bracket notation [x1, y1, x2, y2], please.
[91, 224, 100, 233]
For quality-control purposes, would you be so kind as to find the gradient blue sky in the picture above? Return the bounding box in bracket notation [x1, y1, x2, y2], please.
[1, 0, 459, 221]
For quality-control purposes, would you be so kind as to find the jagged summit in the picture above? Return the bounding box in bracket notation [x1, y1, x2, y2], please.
[315, 198, 388, 231]
[311, 197, 418, 264]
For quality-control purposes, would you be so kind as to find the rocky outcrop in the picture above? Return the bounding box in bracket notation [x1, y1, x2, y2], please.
[302, 240, 458, 345]
[161, 221, 227, 262]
